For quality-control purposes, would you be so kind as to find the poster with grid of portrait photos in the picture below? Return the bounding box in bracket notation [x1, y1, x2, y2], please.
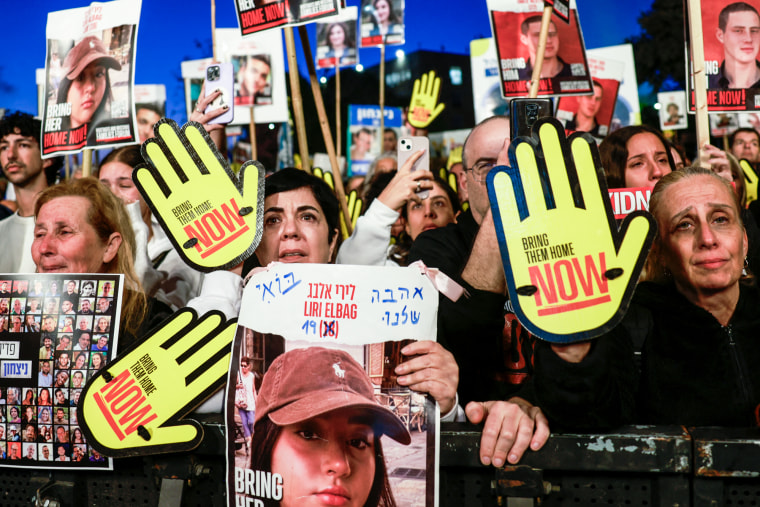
[0, 274, 122, 469]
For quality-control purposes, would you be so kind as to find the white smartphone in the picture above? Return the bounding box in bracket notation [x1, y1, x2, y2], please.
[204, 63, 234, 124]
[398, 136, 430, 199]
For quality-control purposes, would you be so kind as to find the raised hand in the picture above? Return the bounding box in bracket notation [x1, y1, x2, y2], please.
[487, 118, 655, 342]
[134, 119, 264, 272]
[408, 70, 445, 129]
[79, 309, 237, 457]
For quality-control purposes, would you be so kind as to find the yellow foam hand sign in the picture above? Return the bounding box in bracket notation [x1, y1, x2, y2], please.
[78, 309, 236, 457]
[488, 119, 655, 342]
[312, 167, 363, 239]
[408, 70, 446, 129]
[134, 119, 265, 272]
[740, 158, 759, 204]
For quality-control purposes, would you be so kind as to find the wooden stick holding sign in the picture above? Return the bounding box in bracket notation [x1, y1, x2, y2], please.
[686, 0, 710, 168]
[298, 25, 353, 236]
[249, 106, 257, 161]
[285, 27, 311, 173]
[528, 4, 554, 99]
[82, 149, 92, 177]
[379, 43, 386, 146]
[336, 62, 342, 161]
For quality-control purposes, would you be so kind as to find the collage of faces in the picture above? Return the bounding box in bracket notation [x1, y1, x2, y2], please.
[0, 276, 117, 466]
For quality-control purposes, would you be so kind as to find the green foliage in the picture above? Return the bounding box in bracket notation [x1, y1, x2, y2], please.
[626, 0, 686, 92]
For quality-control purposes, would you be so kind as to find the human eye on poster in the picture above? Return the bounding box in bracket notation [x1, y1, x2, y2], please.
[233, 0, 340, 36]
[226, 263, 439, 507]
[689, 0, 760, 111]
[316, 6, 360, 70]
[0, 273, 122, 469]
[486, 0, 593, 98]
[41, 0, 141, 157]
[360, 0, 405, 47]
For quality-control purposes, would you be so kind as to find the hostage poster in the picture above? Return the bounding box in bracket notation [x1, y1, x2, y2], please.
[0, 274, 122, 468]
[234, 0, 340, 36]
[689, 0, 760, 111]
[42, 0, 141, 156]
[226, 263, 439, 507]
[487, 0, 592, 98]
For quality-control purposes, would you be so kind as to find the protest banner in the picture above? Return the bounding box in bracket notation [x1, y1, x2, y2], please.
[134, 120, 265, 273]
[215, 28, 289, 126]
[0, 274, 122, 468]
[79, 309, 236, 457]
[689, 0, 760, 112]
[348, 105, 403, 176]
[233, 0, 340, 36]
[407, 70, 446, 130]
[544, 0, 571, 23]
[586, 44, 641, 130]
[134, 84, 166, 143]
[556, 55, 624, 139]
[316, 6, 359, 69]
[486, 0, 592, 98]
[470, 38, 509, 124]
[41, 0, 140, 157]
[226, 262, 439, 507]
[488, 119, 655, 342]
[608, 186, 653, 220]
[657, 91, 688, 131]
[360, 0, 405, 47]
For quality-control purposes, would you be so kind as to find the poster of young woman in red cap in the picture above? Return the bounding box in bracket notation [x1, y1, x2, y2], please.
[41, 0, 141, 157]
[227, 263, 442, 506]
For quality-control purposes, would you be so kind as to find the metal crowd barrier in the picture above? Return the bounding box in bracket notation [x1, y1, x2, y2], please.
[2, 417, 759, 506]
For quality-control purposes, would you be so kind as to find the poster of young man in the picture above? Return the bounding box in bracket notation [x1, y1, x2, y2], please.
[586, 44, 641, 130]
[0, 274, 121, 470]
[234, 0, 340, 36]
[41, 0, 140, 157]
[134, 84, 166, 143]
[360, 0, 405, 47]
[692, 0, 760, 111]
[657, 91, 688, 130]
[556, 55, 624, 139]
[347, 105, 403, 176]
[316, 7, 359, 69]
[487, 0, 592, 98]
[216, 28, 289, 126]
[226, 263, 439, 507]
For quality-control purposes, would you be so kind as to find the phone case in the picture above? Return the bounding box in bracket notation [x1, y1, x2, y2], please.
[510, 98, 553, 138]
[398, 136, 430, 199]
[204, 63, 234, 125]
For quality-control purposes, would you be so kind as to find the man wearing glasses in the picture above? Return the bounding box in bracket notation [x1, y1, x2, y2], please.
[409, 115, 548, 467]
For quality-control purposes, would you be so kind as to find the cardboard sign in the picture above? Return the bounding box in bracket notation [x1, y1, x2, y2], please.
[234, 0, 340, 36]
[0, 274, 123, 469]
[241, 263, 438, 343]
[470, 38, 509, 124]
[556, 55, 624, 139]
[689, 0, 760, 111]
[227, 263, 439, 506]
[133, 119, 265, 273]
[316, 6, 359, 69]
[487, 0, 593, 98]
[360, 0, 405, 47]
[487, 119, 655, 342]
[608, 186, 653, 219]
[657, 91, 688, 131]
[544, 0, 571, 23]
[41, 0, 141, 157]
[347, 104, 403, 176]
[79, 309, 237, 457]
[215, 28, 289, 125]
[586, 44, 641, 129]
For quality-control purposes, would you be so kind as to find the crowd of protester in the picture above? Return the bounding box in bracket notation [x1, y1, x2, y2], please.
[2, 79, 760, 481]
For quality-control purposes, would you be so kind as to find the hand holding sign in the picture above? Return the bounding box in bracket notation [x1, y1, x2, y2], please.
[407, 70, 445, 129]
[134, 119, 265, 272]
[487, 119, 655, 342]
[79, 309, 236, 457]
